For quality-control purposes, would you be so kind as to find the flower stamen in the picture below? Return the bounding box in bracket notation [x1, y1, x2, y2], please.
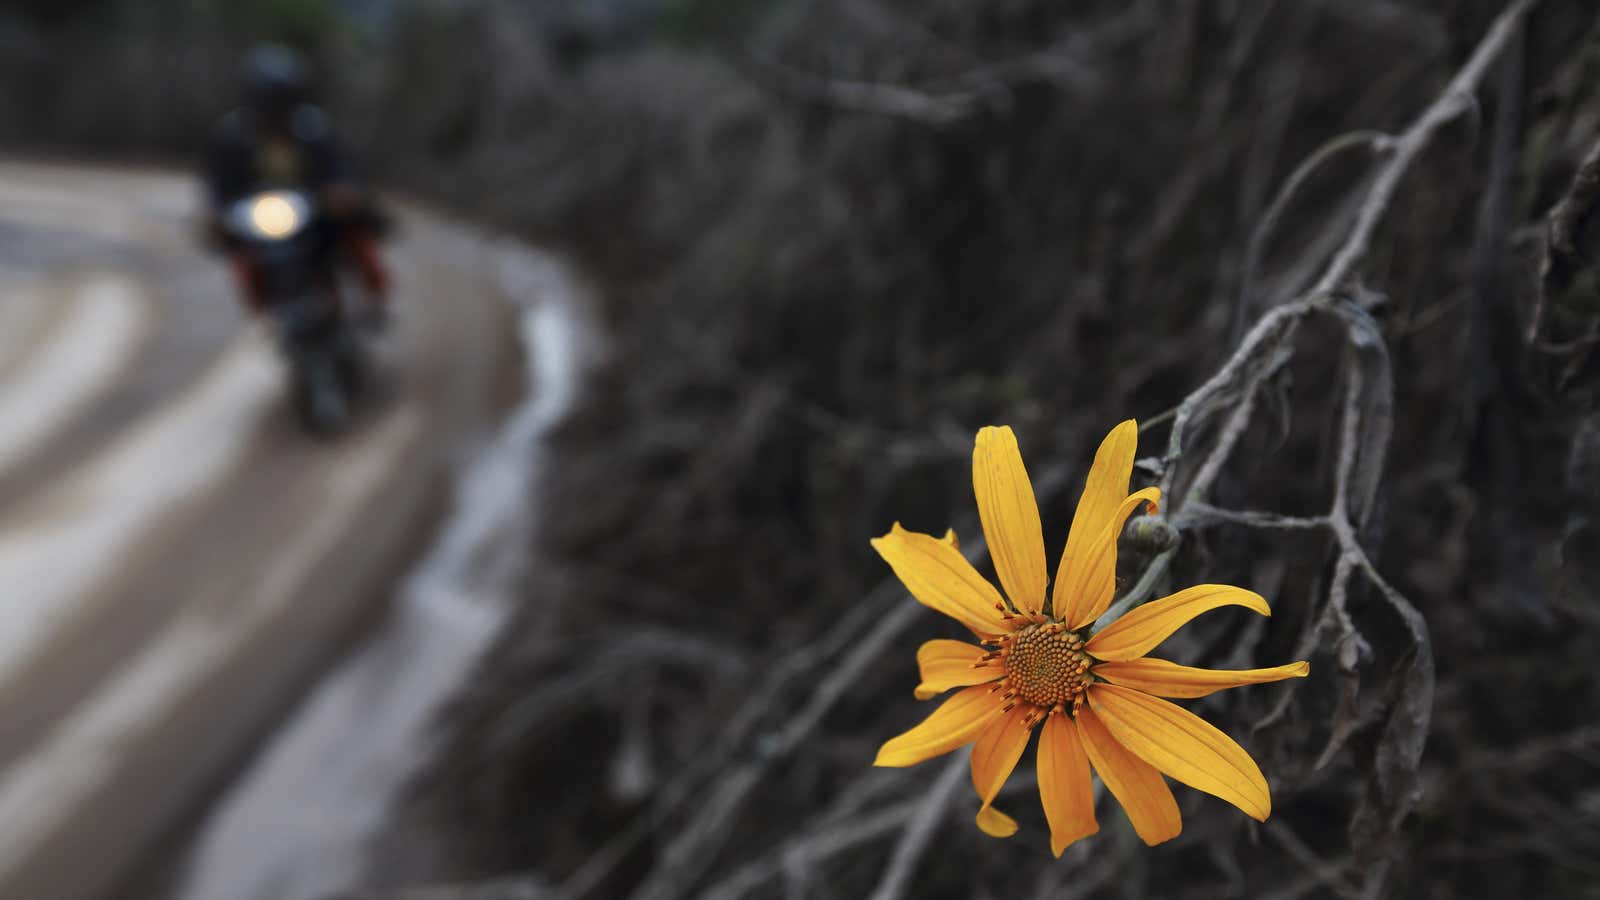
[999, 622, 1094, 712]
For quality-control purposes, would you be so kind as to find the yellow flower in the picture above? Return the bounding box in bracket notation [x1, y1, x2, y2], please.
[871, 421, 1309, 855]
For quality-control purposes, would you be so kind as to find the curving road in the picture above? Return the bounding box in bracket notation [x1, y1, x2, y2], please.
[0, 160, 522, 900]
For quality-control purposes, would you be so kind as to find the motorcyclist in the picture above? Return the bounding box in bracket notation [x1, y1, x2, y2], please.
[204, 44, 389, 325]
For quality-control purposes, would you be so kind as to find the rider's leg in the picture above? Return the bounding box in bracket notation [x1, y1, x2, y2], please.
[340, 227, 389, 303]
[228, 253, 265, 314]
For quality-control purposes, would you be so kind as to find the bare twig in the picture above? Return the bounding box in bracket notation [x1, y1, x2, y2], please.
[1264, 820, 1364, 900]
[1155, 0, 1539, 557]
[1181, 336, 1296, 506]
[865, 753, 966, 900]
[1446, 724, 1600, 783]
[553, 576, 899, 900]
[1230, 130, 1391, 346]
[1159, 297, 1314, 503]
[1313, 0, 1538, 297]
[1322, 0, 1448, 51]
[1180, 502, 1329, 532]
[610, 458, 1077, 900]
[737, 58, 983, 126]
[739, 2, 1158, 126]
[1531, 133, 1600, 343]
[696, 801, 922, 900]
[569, 6, 1536, 897]
[1102, 9, 1542, 882]
[1025, 836, 1123, 900]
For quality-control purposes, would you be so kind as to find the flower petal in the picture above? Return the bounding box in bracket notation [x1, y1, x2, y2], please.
[1053, 421, 1137, 619]
[1094, 658, 1310, 699]
[1075, 704, 1182, 846]
[871, 523, 1012, 636]
[1086, 584, 1270, 662]
[1088, 684, 1271, 821]
[971, 703, 1034, 810]
[914, 639, 1003, 700]
[875, 684, 1004, 768]
[973, 426, 1048, 615]
[1053, 488, 1161, 630]
[1038, 711, 1098, 856]
[976, 804, 1019, 837]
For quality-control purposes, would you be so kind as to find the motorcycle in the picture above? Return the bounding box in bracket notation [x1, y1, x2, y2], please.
[223, 189, 370, 435]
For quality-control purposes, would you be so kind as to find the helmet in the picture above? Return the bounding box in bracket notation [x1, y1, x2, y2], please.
[239, 44, 310, 117]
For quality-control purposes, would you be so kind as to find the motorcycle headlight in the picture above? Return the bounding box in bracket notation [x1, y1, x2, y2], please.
[232, 190, 310, 240]
[251, 192, 300, 238]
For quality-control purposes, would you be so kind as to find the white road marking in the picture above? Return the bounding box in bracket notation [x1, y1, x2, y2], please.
[0, 281, 53, 378]
[0, 408, 422, 880]
[0, 165, 197, 249]
[0, 276, 150, 476]
[0, 184, 152, 245]
[0, 333, 279, 690]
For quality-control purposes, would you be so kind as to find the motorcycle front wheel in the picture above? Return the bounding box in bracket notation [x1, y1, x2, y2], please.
[292, 356, 351, 436]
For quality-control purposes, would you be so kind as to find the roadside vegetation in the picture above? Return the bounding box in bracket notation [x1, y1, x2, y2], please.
[5, 2, 1598, 897]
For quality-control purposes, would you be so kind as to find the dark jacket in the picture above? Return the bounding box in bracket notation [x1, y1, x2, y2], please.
[204, 103, 351, 209]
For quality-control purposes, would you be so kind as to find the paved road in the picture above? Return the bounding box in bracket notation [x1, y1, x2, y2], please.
[0, 160, 519, 900]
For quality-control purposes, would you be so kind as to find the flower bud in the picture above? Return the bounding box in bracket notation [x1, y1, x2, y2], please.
[1125, 513, 1178, 553]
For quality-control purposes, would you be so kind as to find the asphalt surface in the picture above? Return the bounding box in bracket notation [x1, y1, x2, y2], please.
[0, 160, 521, 900]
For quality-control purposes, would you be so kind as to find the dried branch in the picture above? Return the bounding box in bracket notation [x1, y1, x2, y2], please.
[1530, 133, 1600, 343]
[1109, 7, 1539, 887]
[1180, 503, 1329, 532]
[1443, 724, 1600, 785]
[1230, 130, 1391, 346]
[739, 1, 1158, 125]
[551, 580, 895, 900]
[494, 5, 1546, 898]
[606, 460, 1083, 900]
[696, 801, 922, 900]
[1312, 0, 1539, 296]
[865, 753, 967, 900]
[737, 56, 983, 126]
[1158, 297, 1314, 504]
[1263, 820, 1363, 900]
[1154, 0, 1538, 547]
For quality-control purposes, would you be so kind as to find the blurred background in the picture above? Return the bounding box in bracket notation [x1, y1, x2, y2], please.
[1, 1, 1598, 898]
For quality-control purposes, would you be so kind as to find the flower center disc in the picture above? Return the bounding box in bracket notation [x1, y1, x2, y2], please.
[1003, 623, 1092, 710]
